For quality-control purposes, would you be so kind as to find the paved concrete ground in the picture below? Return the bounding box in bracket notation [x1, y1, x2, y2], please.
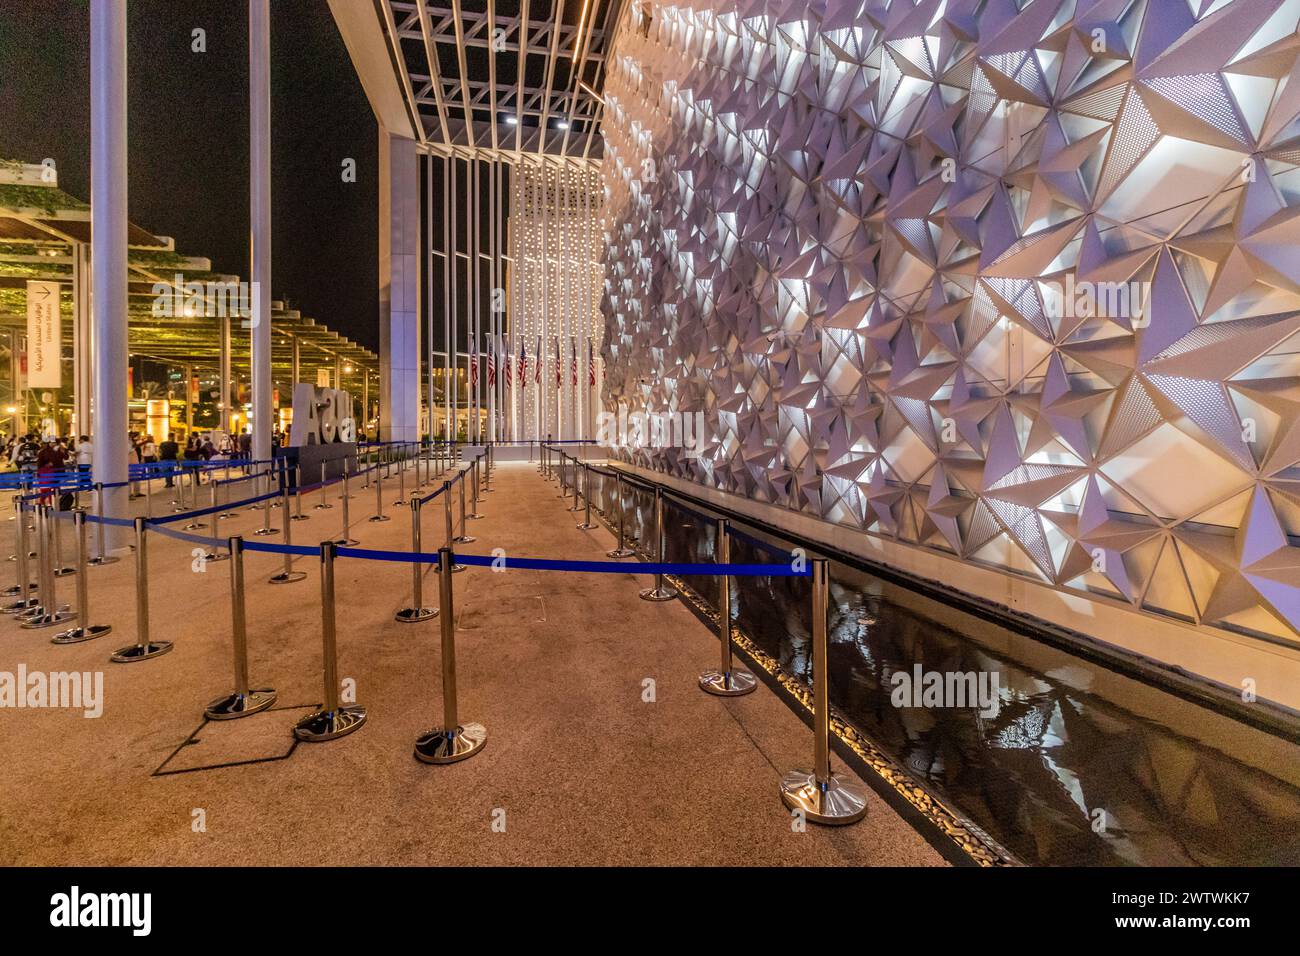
[0, 459, 943, 866]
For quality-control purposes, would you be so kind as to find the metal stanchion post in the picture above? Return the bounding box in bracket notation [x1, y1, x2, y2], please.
[205, 483, 229, 562]
[52, 510, 112, 644]
[269, 482, 307, 584]
[182, 467, 208, 530]
[699, 518, 757, 695]
[607, 473, 636, 559]
[110, 517, 173, 662]
[2, 496, 34, 600]
[442, 482, 466, 572]
[414, 547, 486, 763]
[577, 465, 597, 529]
[88, 483, 119, 566]
[254, 476, 277, 535]
[291, 465, 310, 521]
[335, 469, 358, 546]
[205, 536, 277, 718]
[455, 472, 476, 543]
[370, 462, 389, 522]
[51, 499, 74, 576]
[293, 541, 367, 741]
[395, 499, 436, 623]
[468, 459, 483, 519]
[485, 443, 493, 491]
[394, 449, 407, 507]
[639, 488, 678, 601]
[568, 460, 582, 512]
[21, 506, 72, 628]
[779, 557, 867, 825]
[314, 461, 333, 510]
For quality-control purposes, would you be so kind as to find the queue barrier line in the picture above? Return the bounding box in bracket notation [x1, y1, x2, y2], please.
[149, 489, 281, 525]
[147, 522, 219, 548]
[332, 544, 807, 577]
[242, 539, 320, 557]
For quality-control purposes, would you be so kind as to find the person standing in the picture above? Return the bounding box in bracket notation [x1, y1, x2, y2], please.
[159, 432, 179, 488]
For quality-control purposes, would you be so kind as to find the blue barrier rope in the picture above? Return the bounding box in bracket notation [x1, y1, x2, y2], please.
[148, 489, 280, 525]
[148, 523, 220, 548]
[331, 545, 806, 576]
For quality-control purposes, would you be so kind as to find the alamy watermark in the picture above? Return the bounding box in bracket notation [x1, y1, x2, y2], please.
[890, 664, 1000, 717]
[151, 274, 261, 326]
[1041, 273, 1149, 324]
[596, 405, 708, 457]
[0, 666, 103, 718]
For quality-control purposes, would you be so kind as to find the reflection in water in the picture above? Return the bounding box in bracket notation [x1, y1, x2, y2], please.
[608, 478, 1300, 866]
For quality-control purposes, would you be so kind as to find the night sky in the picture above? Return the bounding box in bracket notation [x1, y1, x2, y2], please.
[0, 0, 380, 351]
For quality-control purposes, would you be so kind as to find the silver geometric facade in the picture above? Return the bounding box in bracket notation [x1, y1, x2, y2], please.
[600, 0, 1300, 643]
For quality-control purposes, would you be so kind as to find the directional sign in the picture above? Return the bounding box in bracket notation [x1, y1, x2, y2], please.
[26, 280, 61, 388]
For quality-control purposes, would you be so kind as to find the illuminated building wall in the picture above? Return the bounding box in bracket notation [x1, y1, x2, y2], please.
[507, 159, 604, 441]
[599, 1, 1300, 650]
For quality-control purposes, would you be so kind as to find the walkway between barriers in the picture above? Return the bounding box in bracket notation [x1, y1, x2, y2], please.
[0, 452, 945, 866]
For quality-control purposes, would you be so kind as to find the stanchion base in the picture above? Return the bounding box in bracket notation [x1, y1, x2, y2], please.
[606, 548, 636, 559]
[269, 570, 307, 584]
[1, 582, 35, 597]
[468, 512, 484, 520]
[205, 688, 277, 720]
[414, 722, 487, 764]
[577, 522, 598, 530]
[333, 537, 360, 546]
[639, 586, 678, 602]
[567, 505, 582, 512]
[218, 511, 240, 520]
[290, 514, 311, 522]
[313, 503, 334, 511]
[182, 522, 208, 531]
[87, 556, 120, 567]
[453, 534, 476, 544]
[699, 668, 758, 696]
[53, 567, 75, 577]
[2, 596, 39, 614]
[392, 499, 407, 508]
[450, 564, 466, 573]
[368, 514, 391, 523]
[51, 623, 111, 645]
[21, 609, 75, 629]
[394, 606, 437, 623]
[293, 705, 367, 742]
[778, 770, 868, 826]
[254, 528, 279, 536]
[110, 640, 174, 663]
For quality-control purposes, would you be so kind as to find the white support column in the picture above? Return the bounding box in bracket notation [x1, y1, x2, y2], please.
[249, 0, 273, 463]
[379, 131, 421, 442]
[72, 241, 92, 437]
[90, 0, 129, 545]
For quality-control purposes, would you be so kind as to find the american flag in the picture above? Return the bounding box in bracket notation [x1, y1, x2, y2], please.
[487, 339, 497, 387]
[516, 340, 525, 387]
[469, 348, 478, 388]
[554, 336, 562, 386]
[505, 339, 513, 388]
[535, 335, 543, 383]
[570, 336, 578, 385]
[588, 338, 597, 386]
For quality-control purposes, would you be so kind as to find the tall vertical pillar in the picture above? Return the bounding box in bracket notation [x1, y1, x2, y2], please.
[249, 0, 273, 463]
[219, 313, 232, 435]
[72, 241, 93, 437]
[90, 0, 129, 546]
[379, 131, 420, 442]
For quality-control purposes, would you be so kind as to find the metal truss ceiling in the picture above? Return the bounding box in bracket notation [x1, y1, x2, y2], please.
[382, 0, 621, 159]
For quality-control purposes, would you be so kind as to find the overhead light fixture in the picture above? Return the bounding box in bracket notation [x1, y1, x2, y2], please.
[573, 0, 594, 61]
[557, 119, 569, 130]
[505, 115, 518, 126]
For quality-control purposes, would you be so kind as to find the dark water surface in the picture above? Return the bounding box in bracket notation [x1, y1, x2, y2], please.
[603, 474, 1300, 866]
